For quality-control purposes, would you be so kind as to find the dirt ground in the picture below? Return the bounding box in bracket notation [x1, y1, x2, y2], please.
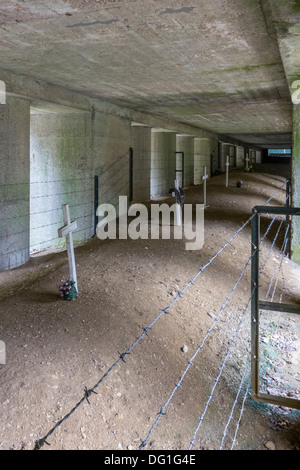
[0, 164, 299, 451]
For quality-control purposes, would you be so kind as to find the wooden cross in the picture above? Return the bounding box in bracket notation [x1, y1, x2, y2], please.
[58, 204, 78, 292]
[202, 166, 208, 208]
[225, 155, 230, 187]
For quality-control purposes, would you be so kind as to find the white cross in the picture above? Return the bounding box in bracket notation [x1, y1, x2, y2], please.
[172, 179, 182, 226]
[58, 204, 78, 292]
[202, 166, 208, 208]
[225, 155, 230, 187]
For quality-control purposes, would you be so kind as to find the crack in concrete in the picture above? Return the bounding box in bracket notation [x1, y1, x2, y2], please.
[66, 18, 120, 28]
[161, 6, 195, 15]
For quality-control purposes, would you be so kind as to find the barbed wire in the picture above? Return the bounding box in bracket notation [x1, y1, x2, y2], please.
[219, 348, 252, 450]
[189, 220, 290, 450]
[0, 177, 94, 188]
[32, 181, 289, 450]
[224, 221, 290, 450]
[139, 203, 287, 450]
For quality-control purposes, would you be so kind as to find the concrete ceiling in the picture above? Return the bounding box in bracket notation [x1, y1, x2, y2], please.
[0, 0, 300, 148]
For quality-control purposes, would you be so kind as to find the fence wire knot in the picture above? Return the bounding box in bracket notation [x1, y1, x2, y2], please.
[84, 386, 97, 404]
[118, 351, 129, 363]
[141, 325, 151, 336]
[139, 439, 147, 450]
[34, 437, 50, 450]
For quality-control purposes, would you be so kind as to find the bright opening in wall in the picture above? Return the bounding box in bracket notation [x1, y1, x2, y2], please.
[268, 148, 291, 157]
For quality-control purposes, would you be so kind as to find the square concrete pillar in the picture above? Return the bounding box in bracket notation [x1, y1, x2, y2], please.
[151, 130, 176, 197]
[176, 135, 194, 187]
[131, 125, 151, 202]
[236, 146, 245, 168]
[0, 96, 30, 270]
[93, 110, 132, 211]
[194, 138, 211, 185]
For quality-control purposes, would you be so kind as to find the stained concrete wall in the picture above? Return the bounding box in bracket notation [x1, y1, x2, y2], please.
[131, 125, 151, 202]
[176, 135, 194, 188]
[291, 104, 300, 264]
[93, 110, 132, 213]
[0, 97, 30, 270]
[194, 138, 212, 184]
[151, 130, 176, 196]
[236, 146, 245, 167]
[220, 143, 229, 172]
[30, 111, 94, 252]
[0, 71, 223, 270]
[256, 150, 262, 164]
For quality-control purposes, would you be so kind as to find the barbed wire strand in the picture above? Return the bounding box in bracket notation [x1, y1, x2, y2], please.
[188, 283, 256, 449]
[219, 348, 252, 449]
[139, 201, 288, 449]
[220, 222, 290, 450]
[33, 181, 288, 450]
[189, 217, 290, 450]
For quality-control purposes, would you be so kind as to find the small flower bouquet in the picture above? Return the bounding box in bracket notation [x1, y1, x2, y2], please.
[57, 279, 77, 300]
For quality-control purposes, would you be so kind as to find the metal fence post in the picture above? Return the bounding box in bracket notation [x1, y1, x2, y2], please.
[251, 209, 260, 399]
[286, 180, 291, 257]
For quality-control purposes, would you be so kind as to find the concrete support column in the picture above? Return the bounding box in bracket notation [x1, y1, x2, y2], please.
[131, 125, 151, 202]
[176, 135, 194, 187]
[291, 104, 300, 263]
[256, 150, 262, 164]
[151, 130, 176, 197]
[194, 138, 211, 184]
[0, 96, 30, 271]
[236, 146, 245, 167]
[220, 143, 230, 172]
[93, 110, 132, 209]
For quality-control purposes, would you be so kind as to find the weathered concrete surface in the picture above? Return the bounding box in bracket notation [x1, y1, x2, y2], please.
[292, 104, 300, 263]
[0, 0, 300, 263]
[92, 107, 132, 211]
[266, 0, 300, 262]
[30, 110, 94, 253]
[131, 125, 152, 202]
[0, 0, 294, 144]
[176, 135, 194, 187]
[0, 97, 30, 270]
[151, 130, 176, 196]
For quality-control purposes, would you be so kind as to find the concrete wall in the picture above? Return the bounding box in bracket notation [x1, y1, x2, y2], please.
[151, 130, 176, 196]
[0, 70, 223, 270]
[176, 135, 194, 187]
[30, 111, 94, 253]
[256, 150, 262, 164]
[220, 143, 229, 172]
[93, 110, 132, 213]
[131, 125, 151, 202]
[194, 138, 212, 184]
[0, 97, 30, 270]
[291, 104, 300, 264]
[249, 149, 256, 164]
[236, 146, 245, 167]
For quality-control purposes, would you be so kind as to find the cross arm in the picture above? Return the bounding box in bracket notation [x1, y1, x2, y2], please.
[58, 220, 77, 238]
